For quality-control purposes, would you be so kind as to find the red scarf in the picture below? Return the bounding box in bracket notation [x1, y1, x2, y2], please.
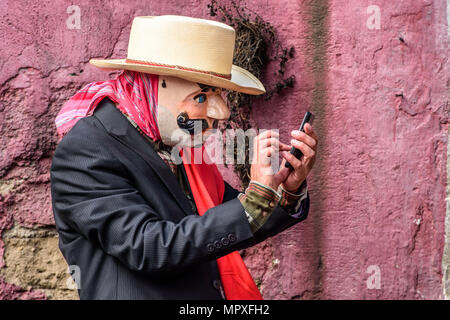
[180, 147, 262, 300]
[55, 71, 262, 300]
[55, 70, 160, 141]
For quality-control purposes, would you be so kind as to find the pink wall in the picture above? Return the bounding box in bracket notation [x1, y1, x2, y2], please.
[0, 0, 448, 299]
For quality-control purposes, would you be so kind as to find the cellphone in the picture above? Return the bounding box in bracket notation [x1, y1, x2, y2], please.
[285, 111, 315, 169]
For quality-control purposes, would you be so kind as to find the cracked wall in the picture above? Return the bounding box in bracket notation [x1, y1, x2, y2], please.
[0, 0, 448, 299]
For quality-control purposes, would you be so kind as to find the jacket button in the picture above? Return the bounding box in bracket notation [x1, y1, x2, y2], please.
[213, 279, 226, 300]
[221, 237, 230, 246]
[212, 279, 221, 289]
[269, 201, 276, 208]
[214, 240, 222, 249]
[228, 233, 236, 243]
[206, 243, 214, 252]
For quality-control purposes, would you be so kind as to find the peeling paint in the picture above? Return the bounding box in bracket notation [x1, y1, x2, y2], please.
[0, 224, 77, 300]
[0, 180, 21, 197]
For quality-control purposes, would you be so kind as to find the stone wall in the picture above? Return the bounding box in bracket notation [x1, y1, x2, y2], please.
[0, 0, 448, 299]
[0, 224, 77, 299]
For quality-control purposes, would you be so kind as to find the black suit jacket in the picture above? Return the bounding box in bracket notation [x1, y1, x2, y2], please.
[50, 98, 309, 300]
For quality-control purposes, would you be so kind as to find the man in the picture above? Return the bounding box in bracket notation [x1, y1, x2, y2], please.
[51, 15, 318, 300]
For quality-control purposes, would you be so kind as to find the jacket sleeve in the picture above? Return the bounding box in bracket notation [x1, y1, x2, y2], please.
[222, 181, 310, 242]
[50, 127, 256, 276]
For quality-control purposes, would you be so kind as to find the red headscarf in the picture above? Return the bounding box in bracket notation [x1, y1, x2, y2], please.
[55, 70, 262, 300]
[56, 71, 160, 141]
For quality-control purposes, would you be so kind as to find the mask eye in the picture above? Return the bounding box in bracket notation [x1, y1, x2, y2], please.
[193, 93, 207, 104]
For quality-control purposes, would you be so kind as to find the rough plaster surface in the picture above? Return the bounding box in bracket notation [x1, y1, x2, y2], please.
[0, 224, 77, 299]
[0, 0, 448, 299]
[442, 0, 450, 300]
[444, 130, 450, 299]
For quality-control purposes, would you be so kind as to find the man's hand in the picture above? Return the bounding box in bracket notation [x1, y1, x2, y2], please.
[250, 130, 290, 190]
[243, 125, 317, 233]
[279, 123, 318, 192]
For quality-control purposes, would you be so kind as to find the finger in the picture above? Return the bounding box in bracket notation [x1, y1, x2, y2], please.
[259, 137, 280, 148]
[304, 123, 318, 142]
[290, 139, 315, 158]
[260, 145, 279, 158]
[252, 146, 274, 165]
[255, 130, 279, 141]
[258, 148, 278, 172]
[279, 141, 291, 151]
[273, 167, 290, 186]
[291, 130, 316, 149]
[282, 151, 303, 170]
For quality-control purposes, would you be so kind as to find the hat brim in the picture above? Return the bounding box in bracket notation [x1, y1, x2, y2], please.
[89, 58, 265, 95]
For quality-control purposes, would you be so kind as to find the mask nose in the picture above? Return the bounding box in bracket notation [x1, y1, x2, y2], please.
[206, 94, 231, 120]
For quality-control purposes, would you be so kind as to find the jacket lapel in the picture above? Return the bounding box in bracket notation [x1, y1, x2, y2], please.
[93, 98, 193, 216]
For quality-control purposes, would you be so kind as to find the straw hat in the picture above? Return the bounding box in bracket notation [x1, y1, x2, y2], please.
[90, 15, 266, 95]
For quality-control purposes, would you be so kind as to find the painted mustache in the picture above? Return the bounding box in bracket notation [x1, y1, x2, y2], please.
[176, 112, 218, 135]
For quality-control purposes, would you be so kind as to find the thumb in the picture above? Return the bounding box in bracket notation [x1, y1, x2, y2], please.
[273, 167, 290, 186]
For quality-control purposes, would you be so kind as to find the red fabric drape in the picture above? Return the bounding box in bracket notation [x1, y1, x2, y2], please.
[180, 147, 263, 300]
